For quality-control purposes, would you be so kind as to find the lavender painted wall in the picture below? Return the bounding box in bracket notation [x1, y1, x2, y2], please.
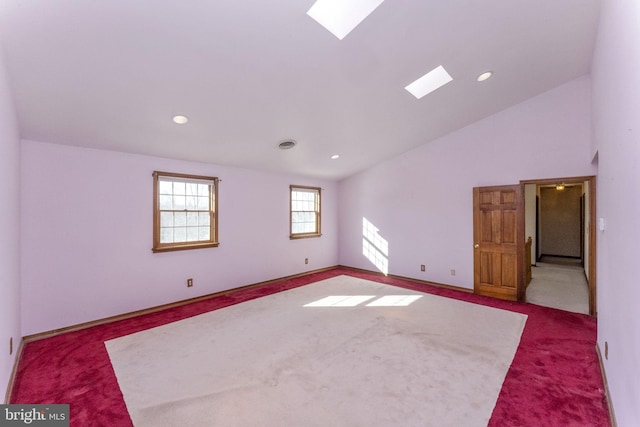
[591, 0, 640, 424]
[338, 77, 594, 288]
[0, 43, 21, 399]
[21, 141, 338, 335]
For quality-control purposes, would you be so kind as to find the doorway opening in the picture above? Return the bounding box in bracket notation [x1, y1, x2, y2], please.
[521, 176, 596, 315]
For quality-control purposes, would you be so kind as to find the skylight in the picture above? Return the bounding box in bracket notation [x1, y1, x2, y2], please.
[307, 0, 385, 40]
[405, 65, 453, 99]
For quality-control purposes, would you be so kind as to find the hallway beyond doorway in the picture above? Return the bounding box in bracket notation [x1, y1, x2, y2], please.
[526, 262, 589, 315]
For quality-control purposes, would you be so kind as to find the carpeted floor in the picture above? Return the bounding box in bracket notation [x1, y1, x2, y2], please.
[9, 268, 611, 426]
[106, 276, 526, 427]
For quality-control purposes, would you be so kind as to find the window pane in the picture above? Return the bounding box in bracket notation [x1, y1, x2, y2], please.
[174, 212, 187, 226]
[173, 195, 186, 210]
[159, 195, 173, 210]
[199, 212, 210, 226]
[199, 226, 210, 240]
[160, 228, 173, 243]
[197, 196, 209, 210]
[173, 182, 186, 195]
[186, 183, 198, 196]
[160, 212, 173, 227]
[186, 227, 199, 242]
[187, 212, 198, 226]
[159, 181, 173, 195]
[198, 184, 209, 196]
[174, 227, 187, 242]
[186, 196, 197, 210]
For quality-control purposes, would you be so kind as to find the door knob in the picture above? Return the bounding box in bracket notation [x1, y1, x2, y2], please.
[474, 243, 480, 248]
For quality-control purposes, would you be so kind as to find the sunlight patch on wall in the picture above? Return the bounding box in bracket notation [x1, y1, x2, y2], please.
[363, 217, 389, 274]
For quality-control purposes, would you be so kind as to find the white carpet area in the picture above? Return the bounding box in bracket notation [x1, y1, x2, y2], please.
[106, 275, 527, 427]
[526, 263, 589, 314]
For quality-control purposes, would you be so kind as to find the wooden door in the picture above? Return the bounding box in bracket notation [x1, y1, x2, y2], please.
[473, 185, 525, 302]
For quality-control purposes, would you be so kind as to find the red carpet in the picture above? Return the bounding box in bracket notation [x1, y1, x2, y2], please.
[9, 268, 611, 426]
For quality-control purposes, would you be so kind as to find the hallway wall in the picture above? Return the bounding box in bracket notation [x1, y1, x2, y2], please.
[539, 186, 582, 258]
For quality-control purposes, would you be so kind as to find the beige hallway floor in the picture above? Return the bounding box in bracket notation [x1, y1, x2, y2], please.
[526, 262, 589, 315]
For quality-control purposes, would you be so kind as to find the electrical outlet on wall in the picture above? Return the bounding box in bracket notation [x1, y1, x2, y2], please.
[187, 278, 193, 287]
[420, 265, 425, 272]
[305, 258, 309, 264]
[9, 337, 12, 355]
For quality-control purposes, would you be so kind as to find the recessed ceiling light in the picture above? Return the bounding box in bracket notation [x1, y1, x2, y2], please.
[172, 115, 189, 124]
[405, 65, 453, 99]
[307, 0, 385, 40]
[331, 154, 340, 160]
[477, 71, 493, 82]
[278, 140, 297, 150]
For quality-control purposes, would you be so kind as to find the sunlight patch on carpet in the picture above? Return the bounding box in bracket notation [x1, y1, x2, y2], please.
[105, 275, 527, 427]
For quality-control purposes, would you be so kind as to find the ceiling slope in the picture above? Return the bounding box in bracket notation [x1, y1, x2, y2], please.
[0, 0, 600, 180]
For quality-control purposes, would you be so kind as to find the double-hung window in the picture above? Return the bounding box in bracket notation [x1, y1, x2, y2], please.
[290, 185, 321, 239]
[153, 171, 219, 252]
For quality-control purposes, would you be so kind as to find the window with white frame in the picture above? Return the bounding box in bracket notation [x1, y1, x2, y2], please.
[153, 171, 218, 252]
[290, 185, 321, 239]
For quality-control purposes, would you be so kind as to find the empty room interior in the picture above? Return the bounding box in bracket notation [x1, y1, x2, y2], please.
[0, 0, 638, 426]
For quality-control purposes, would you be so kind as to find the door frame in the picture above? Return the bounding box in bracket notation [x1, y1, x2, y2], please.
[520, 176, 597, 316]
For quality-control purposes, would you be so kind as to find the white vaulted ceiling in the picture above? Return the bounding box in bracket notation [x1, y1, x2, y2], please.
[0, 1, 600, 180]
